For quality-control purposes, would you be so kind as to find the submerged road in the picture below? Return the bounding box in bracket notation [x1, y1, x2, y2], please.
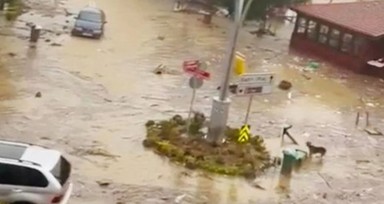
[0, 0, 383, 203]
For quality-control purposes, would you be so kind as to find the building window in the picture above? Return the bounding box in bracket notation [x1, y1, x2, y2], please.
[329, 28, 341, 49]
[341, 33, 353, 53]
[318, 25, 329, 44]
[306, 20, 318, 40]
[296, 17, 307, 34]
[353, 36, 365, 56]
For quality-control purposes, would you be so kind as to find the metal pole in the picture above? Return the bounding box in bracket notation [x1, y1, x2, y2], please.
[208, 0, 244, 143]
[219, 0, 244, 101]
[241, 0, 254, 23]
[244, 95, 253, 125]
[187, 88, 197, 135]
[207, 0, 247, 143]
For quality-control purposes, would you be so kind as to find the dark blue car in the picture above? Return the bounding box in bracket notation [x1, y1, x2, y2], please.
[71, 6, 106, 39]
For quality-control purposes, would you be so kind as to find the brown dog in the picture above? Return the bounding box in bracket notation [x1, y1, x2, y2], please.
[306, 142, 326, 157]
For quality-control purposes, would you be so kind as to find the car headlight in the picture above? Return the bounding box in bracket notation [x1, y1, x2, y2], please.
[75, 27, 83, 31]
[93, 30, 102, 33]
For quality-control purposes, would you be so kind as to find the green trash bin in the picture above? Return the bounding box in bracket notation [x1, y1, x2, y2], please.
[281, 149, 296, 176]
[280, 148, 307, 176]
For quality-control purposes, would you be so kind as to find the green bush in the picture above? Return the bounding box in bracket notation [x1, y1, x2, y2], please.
[143, 114, 272, 179]
[216, 0, 308, 21]
[4, 0, 24, 21]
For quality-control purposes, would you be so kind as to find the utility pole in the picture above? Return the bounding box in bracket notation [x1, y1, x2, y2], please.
[207, 0, 253, 144]
[203, 0, 215, 24]
[0, 0, 5, 11]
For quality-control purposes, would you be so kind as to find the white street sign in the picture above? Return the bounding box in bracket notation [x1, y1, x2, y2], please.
[238, 73, 274, 86]
[236, 84, 273, 95]
[236, 72, 274, 96]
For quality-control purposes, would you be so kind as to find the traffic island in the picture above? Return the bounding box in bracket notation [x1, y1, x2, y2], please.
[142, 113, 273, 179]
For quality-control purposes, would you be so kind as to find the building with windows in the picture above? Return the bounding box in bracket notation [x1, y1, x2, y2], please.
[289, 1, 384, 77]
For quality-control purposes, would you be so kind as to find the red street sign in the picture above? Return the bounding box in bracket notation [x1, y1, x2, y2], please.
[183, 65, 197, 73]
[183, 60, 199, 74]
[182, 60, 210, 80]
[195, 69, 210, 79]
[183, 60, 199, 66]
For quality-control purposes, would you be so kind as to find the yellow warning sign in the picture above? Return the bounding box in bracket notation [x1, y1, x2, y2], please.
[238, 124, 250, 143]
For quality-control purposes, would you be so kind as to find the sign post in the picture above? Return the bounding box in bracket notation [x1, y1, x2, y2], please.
[182, 60, 210, 135]
[236, 72, 275, 142]
[187, 76, 203, 123]
[244, 95, 253, 125]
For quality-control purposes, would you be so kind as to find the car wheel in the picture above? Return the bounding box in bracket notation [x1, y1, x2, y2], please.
[94, 34, 102, 39]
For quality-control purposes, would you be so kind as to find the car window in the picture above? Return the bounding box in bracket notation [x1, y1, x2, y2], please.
[51, 156, 71, 186]
[78, 11, 102, 23]
[0, 163, 23, 186]
[0, 163, 48, 187]
[0, 143, 27, 160]
[24, 167, 49, 187]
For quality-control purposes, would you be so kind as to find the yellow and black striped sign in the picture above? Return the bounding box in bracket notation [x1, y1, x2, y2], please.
[238, 124, 250, 143]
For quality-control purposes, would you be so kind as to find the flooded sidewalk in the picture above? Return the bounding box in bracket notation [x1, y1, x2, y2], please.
[0, 0, 383, 203]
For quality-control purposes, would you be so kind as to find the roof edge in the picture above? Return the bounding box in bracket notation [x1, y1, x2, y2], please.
[290, 8, 384, 39]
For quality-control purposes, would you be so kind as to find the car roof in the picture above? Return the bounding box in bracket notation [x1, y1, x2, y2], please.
[80, 6, 103, 14]
[0, 140, 61, 170]
[21, 147, 61, 170]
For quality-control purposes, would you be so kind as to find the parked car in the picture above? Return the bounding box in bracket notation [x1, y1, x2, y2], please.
[71, 6, 106, 39]
[0, 140, 73, 204]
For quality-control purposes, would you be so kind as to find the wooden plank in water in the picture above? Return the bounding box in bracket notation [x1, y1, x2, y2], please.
[364, 128, 383, 136]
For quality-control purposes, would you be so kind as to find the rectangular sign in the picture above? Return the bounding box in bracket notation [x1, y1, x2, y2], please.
[238, 73, 274, 86]
[235, 72, 274, 96]
[236, 84, 273, 96]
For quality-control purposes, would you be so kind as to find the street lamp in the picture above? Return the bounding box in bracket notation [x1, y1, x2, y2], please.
[207, 0, 253, 143]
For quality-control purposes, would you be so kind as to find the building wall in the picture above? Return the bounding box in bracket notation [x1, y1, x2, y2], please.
[362, 37, 384, 76]
[289, 13, 380, 74]
[290, 33, 364, 72]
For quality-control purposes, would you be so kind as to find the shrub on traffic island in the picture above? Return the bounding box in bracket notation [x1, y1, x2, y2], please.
[142, 112, 272, 179]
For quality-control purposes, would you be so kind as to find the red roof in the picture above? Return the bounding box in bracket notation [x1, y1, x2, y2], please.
[291, 1, 384, 38]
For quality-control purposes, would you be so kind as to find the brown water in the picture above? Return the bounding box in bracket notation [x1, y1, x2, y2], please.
[0, 0, 383, 203]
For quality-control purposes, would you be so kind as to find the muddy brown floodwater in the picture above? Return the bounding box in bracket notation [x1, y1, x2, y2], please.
[0, 0, 384, 203]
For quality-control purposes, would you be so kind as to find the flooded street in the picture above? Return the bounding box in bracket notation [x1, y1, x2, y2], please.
[0, 0, 384, 203]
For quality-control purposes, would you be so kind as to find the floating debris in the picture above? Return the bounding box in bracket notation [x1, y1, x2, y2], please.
[278, 80, 292, 90]
[152, 64, 179, 75]
[157, 35, 165, 40]
[35, 91, 42, 98]
[364, 128, 383, 136]
[7, 52, 17, 57]
[174, 194, 187, 203]
[96, 180, 111, 187]
[50, 42, 62, 47]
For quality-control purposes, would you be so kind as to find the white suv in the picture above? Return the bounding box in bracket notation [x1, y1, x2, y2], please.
[0, 140, 73, 204]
